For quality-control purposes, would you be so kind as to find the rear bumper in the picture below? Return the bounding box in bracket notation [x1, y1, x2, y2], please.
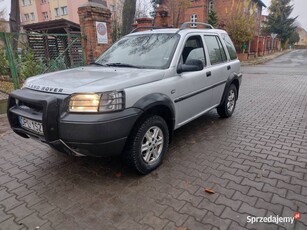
[7, 89, 141, 157]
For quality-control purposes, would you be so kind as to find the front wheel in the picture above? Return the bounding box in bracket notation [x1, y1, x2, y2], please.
[217, 84, 237, 118]
[125, 115, 169, 175]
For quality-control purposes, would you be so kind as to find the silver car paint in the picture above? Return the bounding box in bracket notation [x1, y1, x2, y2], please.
[24, 28, 240, 130]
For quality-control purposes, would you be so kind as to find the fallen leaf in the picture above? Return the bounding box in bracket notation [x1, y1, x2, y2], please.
[204, 188, 215, 194]
[177, 227, 187, 230]
[115, 172, 122, 177]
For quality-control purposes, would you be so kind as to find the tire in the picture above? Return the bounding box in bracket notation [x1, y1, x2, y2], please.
[217, 84, 237, 118]
[125, 115, 169, 175]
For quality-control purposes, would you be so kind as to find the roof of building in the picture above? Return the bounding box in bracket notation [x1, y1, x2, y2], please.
[23, 19, 80, 33]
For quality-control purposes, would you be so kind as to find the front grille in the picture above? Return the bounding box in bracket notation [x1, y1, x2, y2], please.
[16, 99, 43, 114]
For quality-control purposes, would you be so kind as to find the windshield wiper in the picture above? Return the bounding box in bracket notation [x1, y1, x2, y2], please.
[105, 63, 140, 68]
[90, 62, 107, 67]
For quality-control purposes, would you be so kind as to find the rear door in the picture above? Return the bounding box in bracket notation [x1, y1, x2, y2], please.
[203, 34, 231, 105]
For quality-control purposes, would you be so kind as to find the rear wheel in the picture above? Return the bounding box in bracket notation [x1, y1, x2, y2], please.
[125, 115, 169, 175]
[217, 84, 237, 118]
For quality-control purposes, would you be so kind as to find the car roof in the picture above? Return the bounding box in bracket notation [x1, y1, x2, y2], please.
[126, 28, 228, 37]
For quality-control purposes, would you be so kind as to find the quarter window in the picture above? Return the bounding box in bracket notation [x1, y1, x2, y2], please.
[222, 34, 237, 60]
[204, 35, 227, 65]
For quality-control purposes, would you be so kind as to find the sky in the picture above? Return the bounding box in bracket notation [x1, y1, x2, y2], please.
[1, 0, 307, 31]
[262, 0, 307, 30]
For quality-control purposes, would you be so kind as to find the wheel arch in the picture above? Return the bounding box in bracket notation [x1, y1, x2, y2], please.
[219, 72, 242, 106]
[131, 93, 175, 143]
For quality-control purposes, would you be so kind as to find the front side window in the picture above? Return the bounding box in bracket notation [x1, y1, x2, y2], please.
[181, 35, 206, 66]
[204, 35, 227, 65]
[96, 34, 180, 69]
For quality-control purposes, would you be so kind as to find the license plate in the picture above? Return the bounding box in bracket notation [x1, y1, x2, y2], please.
[19, 116, 44, 135]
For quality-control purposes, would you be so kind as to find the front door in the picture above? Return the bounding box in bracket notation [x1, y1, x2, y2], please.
[174, 35, 213, 127]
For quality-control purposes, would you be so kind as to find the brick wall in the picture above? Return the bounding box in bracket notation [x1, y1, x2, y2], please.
[78, 2, 112, 64]
[158, 0, 263, 32]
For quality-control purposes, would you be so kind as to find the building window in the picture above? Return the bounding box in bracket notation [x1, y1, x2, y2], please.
[29, 0, 32, 4]
[208, 0, 214, 12]
[42, 12, 49, 20]
[54, 8, 60, 17]
[24, 13, 30, 22]
[190, 14, 197, 27]
[61, 6, 68, 15]
[21, 0, 26, 6]
[41, 0, 47, 4]
[30, 12, 35, 21]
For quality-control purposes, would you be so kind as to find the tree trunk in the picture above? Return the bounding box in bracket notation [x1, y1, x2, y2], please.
[9, 0, 20, 51]
[121, 0, 137, 36]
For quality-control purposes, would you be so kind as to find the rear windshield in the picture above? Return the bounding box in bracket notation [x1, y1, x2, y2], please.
[96, 33, 180, 69]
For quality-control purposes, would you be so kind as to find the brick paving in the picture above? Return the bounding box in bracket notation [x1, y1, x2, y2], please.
[0, 50, 307, 229]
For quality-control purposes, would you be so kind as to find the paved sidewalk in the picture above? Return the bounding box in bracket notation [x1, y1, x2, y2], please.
[0, 52, 307, 229]
[241, 50, 291, 66]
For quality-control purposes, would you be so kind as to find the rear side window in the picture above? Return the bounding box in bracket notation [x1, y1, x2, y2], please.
[204, 35, 227, 65]
[222, 34, 237, 60]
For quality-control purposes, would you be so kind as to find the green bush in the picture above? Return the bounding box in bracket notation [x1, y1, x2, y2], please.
[0, 48, 9, 76]
[48, 56, 67, 72]
[18, 50, 45, 80]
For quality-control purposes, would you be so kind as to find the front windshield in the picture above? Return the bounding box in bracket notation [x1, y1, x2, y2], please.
[95, 33, 180, 69]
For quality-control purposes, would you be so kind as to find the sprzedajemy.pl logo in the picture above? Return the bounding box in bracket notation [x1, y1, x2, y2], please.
[247, 212, 301, 225]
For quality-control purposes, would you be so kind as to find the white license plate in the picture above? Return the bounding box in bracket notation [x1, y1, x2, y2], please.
[19, 116, 44, 135]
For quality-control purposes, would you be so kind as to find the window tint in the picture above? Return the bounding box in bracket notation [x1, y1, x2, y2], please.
[222, 34, 237, 60]
[182, 36, 206, 66]
[204, 35, 227, 65]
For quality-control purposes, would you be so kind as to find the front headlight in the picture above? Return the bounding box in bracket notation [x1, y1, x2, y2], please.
[68, 91, 125, 113]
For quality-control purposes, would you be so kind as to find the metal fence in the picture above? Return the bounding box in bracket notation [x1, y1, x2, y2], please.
[0, 32, 84, 89]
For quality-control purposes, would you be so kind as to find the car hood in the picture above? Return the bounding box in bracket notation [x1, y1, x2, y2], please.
[24, 66, 165, 95]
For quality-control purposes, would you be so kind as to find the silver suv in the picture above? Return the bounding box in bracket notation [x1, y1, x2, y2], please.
[7, 23, 242, 174]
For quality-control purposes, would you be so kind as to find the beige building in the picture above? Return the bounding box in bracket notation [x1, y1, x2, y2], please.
[19, 0, 115, 25]
[296, 27, 307, 48]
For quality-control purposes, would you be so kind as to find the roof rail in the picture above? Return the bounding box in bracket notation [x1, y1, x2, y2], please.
[180, 22, 214, 30]
[130, 26, 162, 33]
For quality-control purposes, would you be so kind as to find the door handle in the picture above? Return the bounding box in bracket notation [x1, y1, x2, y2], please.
[227, 65, 231, 70]
[206, 71, 211, 77]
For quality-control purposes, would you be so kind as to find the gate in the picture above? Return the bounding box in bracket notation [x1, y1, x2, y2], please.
[0, 32, 84, 89]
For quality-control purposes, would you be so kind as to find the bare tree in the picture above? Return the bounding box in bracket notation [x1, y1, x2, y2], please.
[0, 9, 7, 32]
[121, 0, 137, 36]
[9, 0, 20, 50]
[135, 0, 152, 19]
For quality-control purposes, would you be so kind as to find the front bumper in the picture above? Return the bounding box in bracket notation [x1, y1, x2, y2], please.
[7, 89, 141, 157]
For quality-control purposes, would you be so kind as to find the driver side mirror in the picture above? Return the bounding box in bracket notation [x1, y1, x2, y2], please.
[177, 59, 204, 74]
